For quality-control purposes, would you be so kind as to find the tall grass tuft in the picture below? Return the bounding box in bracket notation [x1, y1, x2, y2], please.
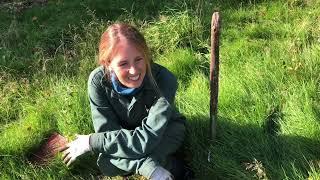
[0, 101, 57, 155]
[143, 11, 206, 56]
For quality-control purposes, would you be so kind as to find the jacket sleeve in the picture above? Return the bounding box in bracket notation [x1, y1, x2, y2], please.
[88, 72, 172, 159]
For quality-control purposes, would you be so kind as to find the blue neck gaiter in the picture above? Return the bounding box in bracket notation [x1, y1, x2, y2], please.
[111, 72, 142, 95]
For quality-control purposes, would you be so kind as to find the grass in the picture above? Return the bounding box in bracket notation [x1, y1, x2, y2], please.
[1, 0, 320, 179]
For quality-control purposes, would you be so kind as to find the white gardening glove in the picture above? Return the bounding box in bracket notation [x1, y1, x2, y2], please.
[150, 166, 174, 180]
[61, 134, 91, 167]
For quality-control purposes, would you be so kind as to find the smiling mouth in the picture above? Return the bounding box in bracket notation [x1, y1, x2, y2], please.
[128, 74, 140, 81]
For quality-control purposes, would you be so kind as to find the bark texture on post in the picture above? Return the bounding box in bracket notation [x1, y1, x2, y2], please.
[210, 12, 220, 141]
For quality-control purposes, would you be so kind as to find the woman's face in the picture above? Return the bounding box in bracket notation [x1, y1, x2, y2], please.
[109, 39, 146, 88]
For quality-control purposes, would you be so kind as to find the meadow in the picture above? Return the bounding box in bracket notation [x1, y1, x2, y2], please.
[0, 0, 319, 179]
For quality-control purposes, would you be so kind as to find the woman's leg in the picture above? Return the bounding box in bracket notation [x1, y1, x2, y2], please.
[101, 121, 186, 178]
[97, 153, 129, 177]
[96, 121, 185, 178]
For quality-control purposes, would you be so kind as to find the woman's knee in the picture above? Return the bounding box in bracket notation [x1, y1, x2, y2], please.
[97, 153, 128, 177]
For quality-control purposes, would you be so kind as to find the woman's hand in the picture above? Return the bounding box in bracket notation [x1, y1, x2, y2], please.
[60, 134, 91, 166]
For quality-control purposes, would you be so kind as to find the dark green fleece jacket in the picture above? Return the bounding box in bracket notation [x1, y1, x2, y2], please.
[88, 63, 185, 159]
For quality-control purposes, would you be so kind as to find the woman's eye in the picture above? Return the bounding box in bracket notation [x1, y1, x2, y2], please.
[135, 58, 143, 62]
[119, 62, 127, 67]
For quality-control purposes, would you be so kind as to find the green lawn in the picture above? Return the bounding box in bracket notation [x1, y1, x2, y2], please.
[0, 0, 319, 179]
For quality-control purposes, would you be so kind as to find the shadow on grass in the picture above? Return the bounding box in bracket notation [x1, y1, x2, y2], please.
[185, 115, 320, 179]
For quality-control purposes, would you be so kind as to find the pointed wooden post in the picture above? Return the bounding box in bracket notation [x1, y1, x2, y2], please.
[210, 12, 220, 141]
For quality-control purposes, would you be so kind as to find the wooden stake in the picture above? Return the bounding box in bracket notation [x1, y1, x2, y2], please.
[210, 12, 220, 140]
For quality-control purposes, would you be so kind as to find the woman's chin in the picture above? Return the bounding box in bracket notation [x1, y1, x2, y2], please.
[120, 78, 142, 88]
[127, 81, 143, 88]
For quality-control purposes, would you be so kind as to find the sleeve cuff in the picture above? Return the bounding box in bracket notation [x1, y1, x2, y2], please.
[89, 132, 106, 153]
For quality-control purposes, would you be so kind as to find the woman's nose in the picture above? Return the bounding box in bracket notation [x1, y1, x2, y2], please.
[128, 65, 137, 74]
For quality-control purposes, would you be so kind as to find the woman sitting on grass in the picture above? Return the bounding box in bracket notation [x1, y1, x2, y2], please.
[61, 23, 187, 180]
